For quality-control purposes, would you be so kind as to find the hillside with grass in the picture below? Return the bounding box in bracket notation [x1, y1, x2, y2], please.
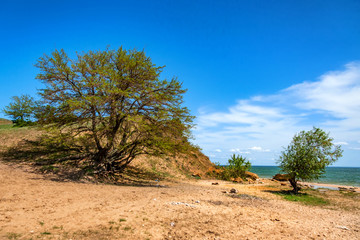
[0, 123, 214, 183]
[0, 118, 12, 126]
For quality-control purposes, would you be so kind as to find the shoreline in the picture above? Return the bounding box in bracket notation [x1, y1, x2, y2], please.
[298, 181, 360, 192]
[260, 177, 360, 192]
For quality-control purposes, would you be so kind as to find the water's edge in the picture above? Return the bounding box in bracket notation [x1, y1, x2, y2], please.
[248, 166, 360, 187]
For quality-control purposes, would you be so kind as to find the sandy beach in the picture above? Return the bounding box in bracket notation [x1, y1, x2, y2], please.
[1, 162, 359, 240]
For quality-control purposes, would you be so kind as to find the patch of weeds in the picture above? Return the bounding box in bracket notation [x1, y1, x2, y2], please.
[108, 221, 116, 224]
[38, 221, 45, 226]
[119, 218, 126, 222]
[208, 200, 225, 206]
[71, 228, 116, 239]
[340, 191, 360, 199]
[274, 191, 329, 206]
[0, 124, 13, 130]
[85, 167, 95, 175]
[52, 225, 63, 230]
[228, 193, 263, 201]
[144, 231, 153, 238]
[123, 226, 132, 231]
[6, 232, 21, 240]
[40, 165, 59, 173]
[41, 232, 51, 235]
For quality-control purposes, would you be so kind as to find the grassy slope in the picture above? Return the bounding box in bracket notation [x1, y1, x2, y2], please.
[0, 118, 12, 125]
[0, 124, 214, 180]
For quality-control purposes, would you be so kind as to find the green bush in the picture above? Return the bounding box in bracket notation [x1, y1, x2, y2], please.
[13, 118, 36, 127]
[221, 154, 251, 181]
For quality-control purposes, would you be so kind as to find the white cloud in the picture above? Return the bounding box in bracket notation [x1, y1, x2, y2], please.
[285, 62, 360, 120]
[193, 62, 360, 166]
[215, 149, 222, 152]
[334, 142, 349, 146]
[349, 147, 360, 151]
[229, 149, 250, 154]
[248, 146, 271, 152]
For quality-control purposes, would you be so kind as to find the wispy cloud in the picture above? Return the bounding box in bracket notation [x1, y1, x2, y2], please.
[248, 146, 270, 152]
[193, 62, 360, 166]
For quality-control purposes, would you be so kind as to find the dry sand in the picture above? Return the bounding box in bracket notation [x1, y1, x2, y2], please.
[1, 162, 360, 240]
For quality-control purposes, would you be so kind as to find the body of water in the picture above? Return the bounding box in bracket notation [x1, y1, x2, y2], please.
[250, 166, 360, 187]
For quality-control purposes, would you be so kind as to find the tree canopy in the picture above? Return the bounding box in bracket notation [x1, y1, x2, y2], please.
[35, 47, 195, 172]
[277, 127, 343, 193]
[3, 94, 37, 126]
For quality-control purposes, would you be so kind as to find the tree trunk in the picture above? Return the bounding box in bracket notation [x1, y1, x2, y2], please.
[289, 178, 300, 194]
[93, 149, 110, 171]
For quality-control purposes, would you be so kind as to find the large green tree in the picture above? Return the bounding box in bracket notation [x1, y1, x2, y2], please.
[3, 94, 37, 126]
[35, 47, 195, 172]
[277, 127, 343, 193]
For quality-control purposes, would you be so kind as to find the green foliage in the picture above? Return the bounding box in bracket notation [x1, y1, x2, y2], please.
[0, 124, 13, 130]
[35, 47, 195, 173]
[221, 154, 251, 180]
[2, 94, 38, 127]
[277, 127, 343, 193]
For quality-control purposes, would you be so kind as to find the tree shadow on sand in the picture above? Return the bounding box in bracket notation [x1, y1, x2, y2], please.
[0, 138, 169, 187]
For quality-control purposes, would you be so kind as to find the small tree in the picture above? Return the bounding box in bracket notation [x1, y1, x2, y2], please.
[221, 154, 251, 180]
[3, 94, 37, 127]
[277, 127, 343, 194]
[35, 47, 195, 172]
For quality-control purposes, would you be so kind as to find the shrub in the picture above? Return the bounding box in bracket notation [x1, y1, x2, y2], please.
[221, 154, 251, 181]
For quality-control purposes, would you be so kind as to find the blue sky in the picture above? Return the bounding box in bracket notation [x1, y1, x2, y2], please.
[1, 0, 360, 166]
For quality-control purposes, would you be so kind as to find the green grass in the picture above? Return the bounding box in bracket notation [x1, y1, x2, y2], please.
[5, 232, 21, 240]
[0, 124, 33, 131]
[274, 191, 330, 206]
[123, 226, 132, 231]
[340, 190, 360, 199]
[0, 124, 13, 130]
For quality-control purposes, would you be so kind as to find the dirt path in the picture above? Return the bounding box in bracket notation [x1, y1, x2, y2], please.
[1, 162, 359, 240]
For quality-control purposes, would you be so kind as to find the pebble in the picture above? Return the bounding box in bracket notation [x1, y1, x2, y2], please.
[336, 226, 349, 230]
[170, 202, 196, 208]
[229, 188, 237, 194]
